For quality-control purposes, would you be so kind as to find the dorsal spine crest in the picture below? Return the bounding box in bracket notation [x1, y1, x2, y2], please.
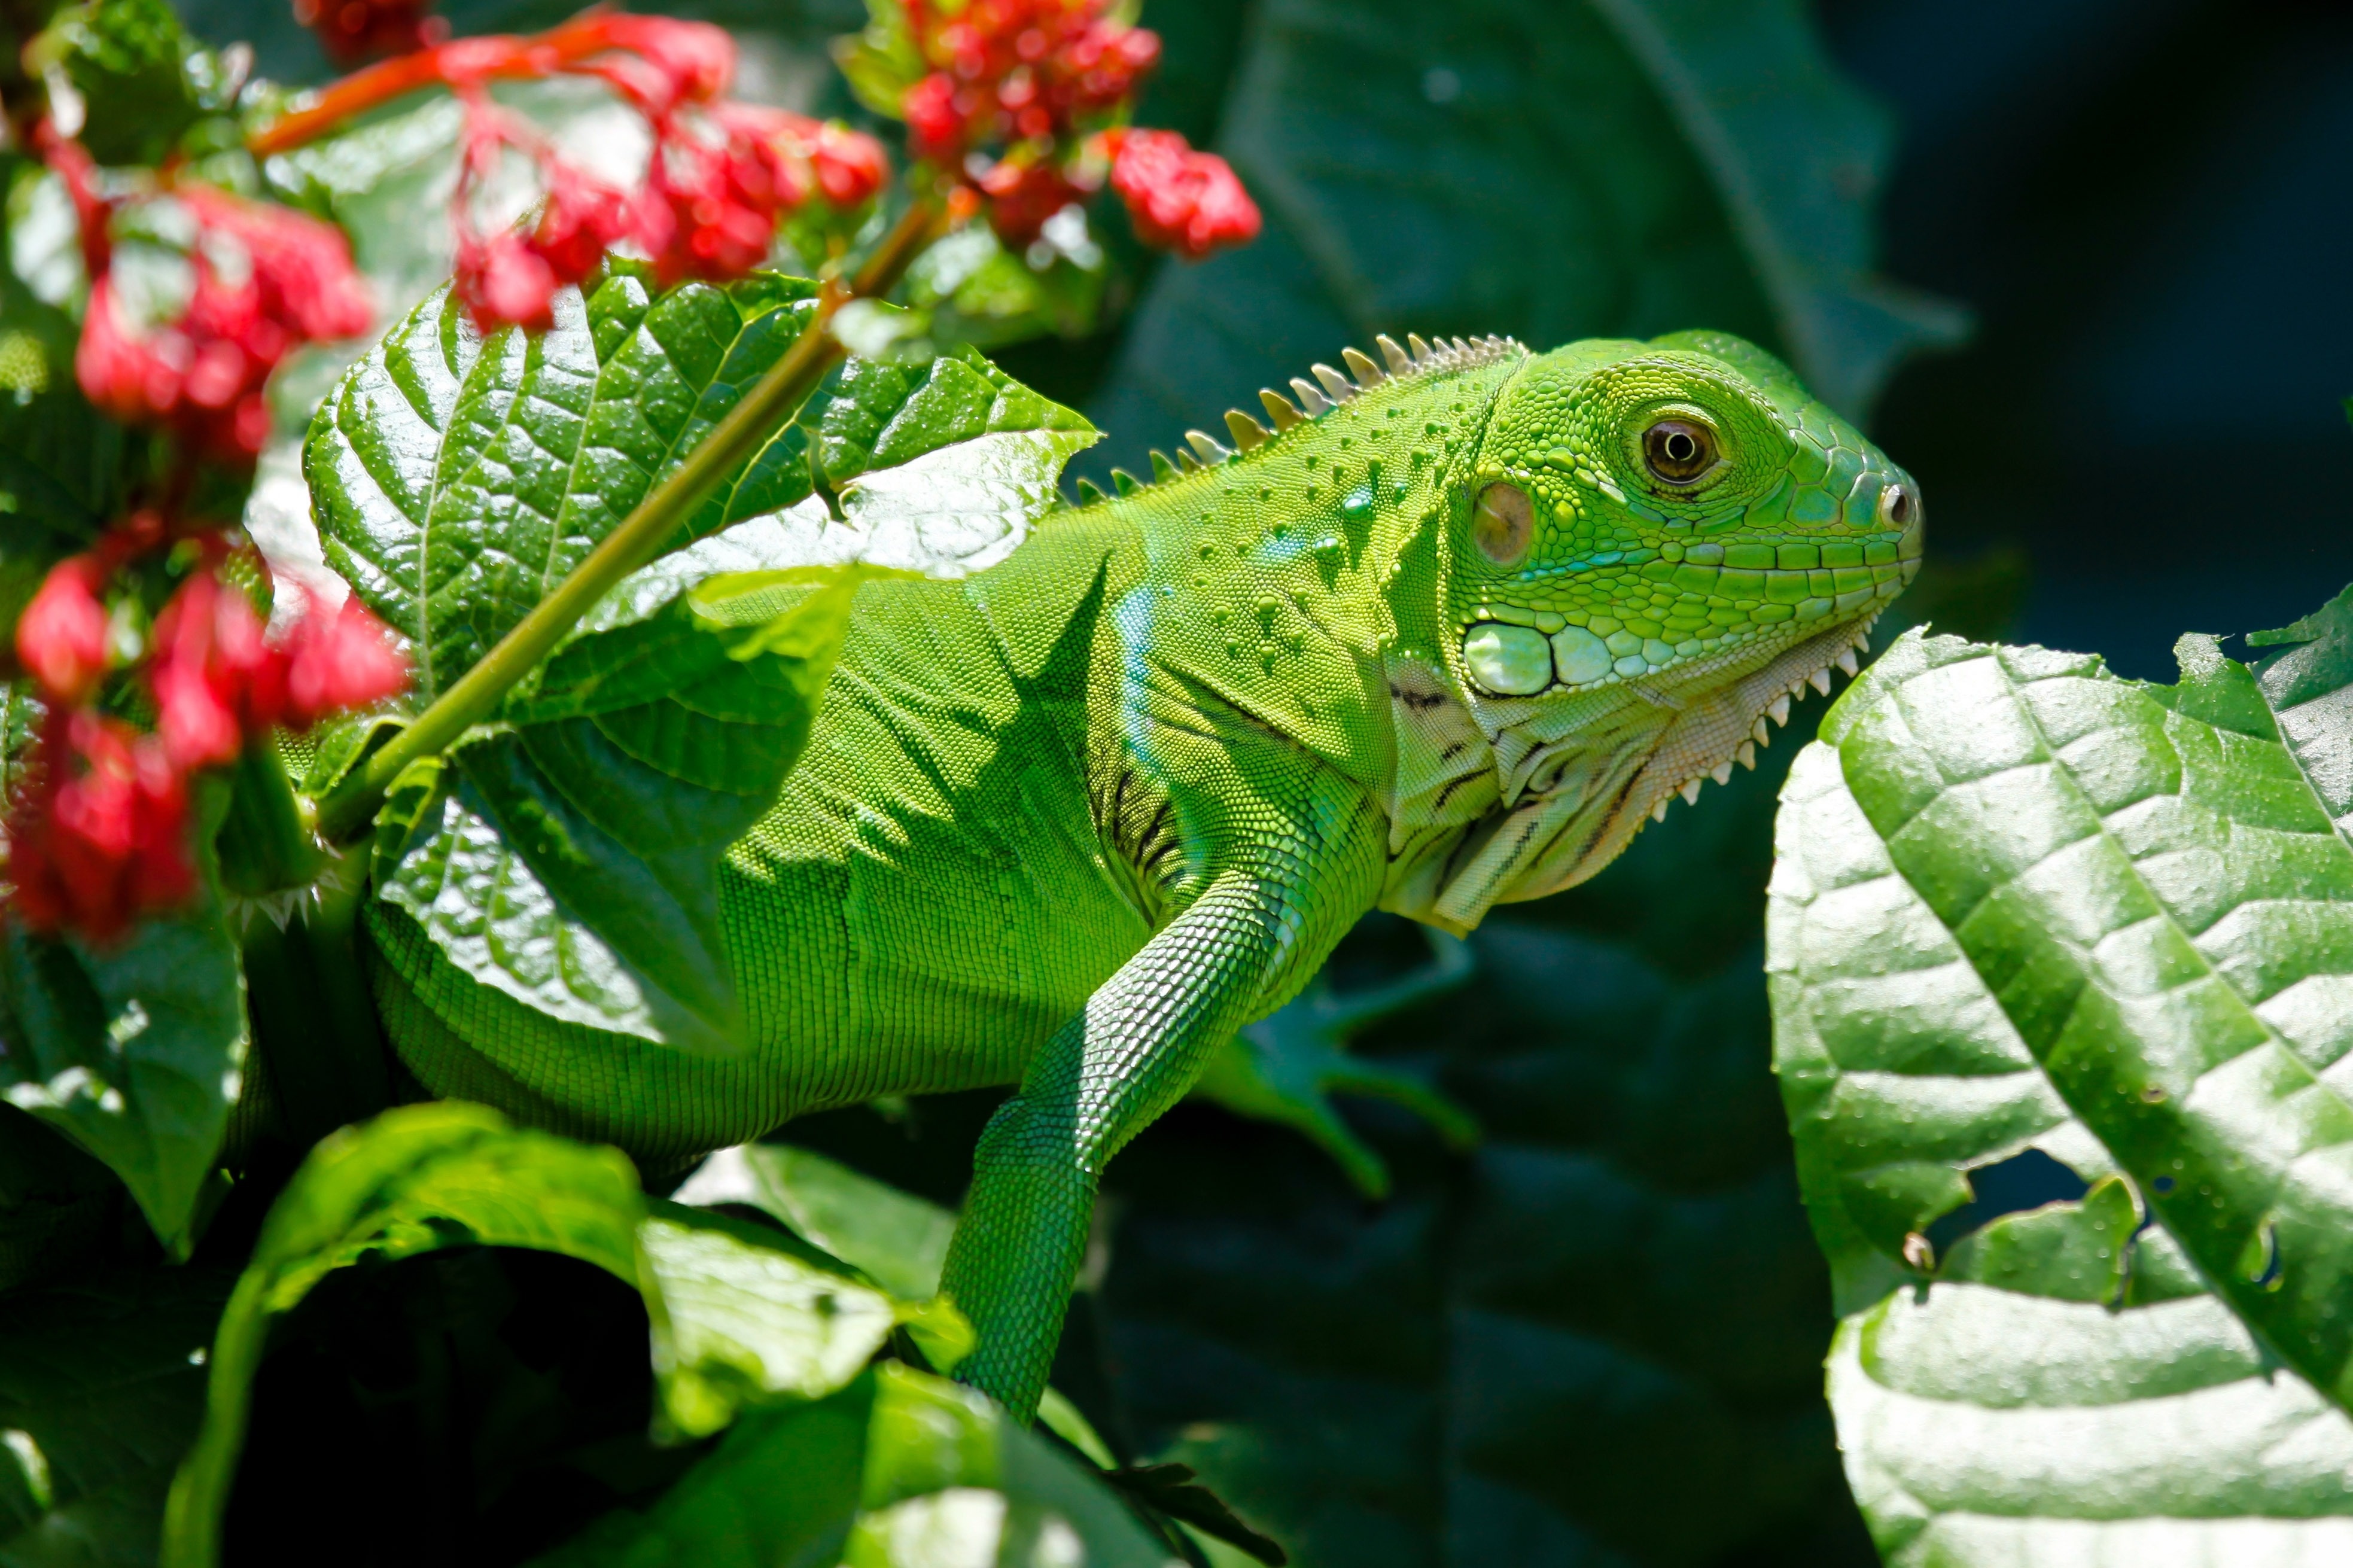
[1089, 333, 1524, 500]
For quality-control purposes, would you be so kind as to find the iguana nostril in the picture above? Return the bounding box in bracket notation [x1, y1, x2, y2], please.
[1879, 483, 1916, 527]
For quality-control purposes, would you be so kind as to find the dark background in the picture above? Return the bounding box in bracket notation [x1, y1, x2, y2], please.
[181, 1, 2353, 1563]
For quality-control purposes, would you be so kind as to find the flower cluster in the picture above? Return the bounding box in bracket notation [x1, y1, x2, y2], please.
[439, 16, 890, 330]
[893, 0, 1258, 257]
[42, 133, 374, 466]
[6, 523, 408, 940]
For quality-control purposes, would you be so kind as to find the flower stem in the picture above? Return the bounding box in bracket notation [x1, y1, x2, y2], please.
[247, 14, 637, 156]
[313, 195, 946, 843]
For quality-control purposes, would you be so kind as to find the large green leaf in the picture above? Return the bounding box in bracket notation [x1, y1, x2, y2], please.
[160, 1103, 928, 1568]
[1084, 0, 1960, 462]
[332, 274, 1097, 1049]
[1767, 590, 2353, 1557]
[0, 858, 246, 1261]
[303, 268, 821, 698]
[0, 1265, 230, 1568]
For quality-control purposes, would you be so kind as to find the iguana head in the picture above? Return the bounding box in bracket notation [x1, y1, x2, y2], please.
[1404, 329, 1920, 926]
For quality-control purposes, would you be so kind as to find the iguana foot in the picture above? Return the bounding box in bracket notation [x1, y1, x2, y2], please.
[1191, 930, 1480, 1198]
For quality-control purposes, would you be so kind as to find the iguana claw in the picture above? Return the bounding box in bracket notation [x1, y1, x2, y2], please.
[1190, 929, 1481, 1199]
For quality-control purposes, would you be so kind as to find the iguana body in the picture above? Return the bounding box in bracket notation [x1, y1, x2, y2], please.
[367, 328, 1921, 1417]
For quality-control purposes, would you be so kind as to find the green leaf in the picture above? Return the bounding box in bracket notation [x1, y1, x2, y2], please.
[162, 1104, 923, 1568]
[525, 1378, 876, 1568]
[1765, 601, 2353, 1554]
[303, 269, 822, 702]
[1815, 628, 2353, 1402]
[327, 276, 1093, 1049]
[1086, 0, 1959, 462]
[0, 1265, 230, 1567]
[32, 0, 202, 168]
[1828, 1265, 2353, 1564]
[373, 573, 857, 1051]
[830, 0, 926, 121]
[532, 1363, 1173, 1568]
[0, 872, 246, 1261]
[851, 1363, 1173, 1568]
[674, 1143, 958, 1303]
[641, 1201, 911, 1442]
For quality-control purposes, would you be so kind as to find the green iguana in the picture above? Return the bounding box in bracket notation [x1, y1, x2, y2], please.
[364, 328, 1920, 1419]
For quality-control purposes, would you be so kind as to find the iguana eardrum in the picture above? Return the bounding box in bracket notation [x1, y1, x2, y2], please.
[365, 328, 1920, 1418]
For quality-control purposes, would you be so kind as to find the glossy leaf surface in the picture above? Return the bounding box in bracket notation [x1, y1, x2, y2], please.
[1768, 590, 2353, 1557]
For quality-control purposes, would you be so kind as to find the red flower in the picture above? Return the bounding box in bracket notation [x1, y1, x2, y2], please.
[279, 590, 409, 728]
[145, 570, 409, 770]
[901, 0, 1161, 159]
[978, 157, 1079, 248]
[7, 711, 194, 942]
[16, 557, 111, 705]
[293, 0, 442, 65]
[903, 72, 964, 158]
[454, 229, 562, 333]
[809, 120, 891, 209]
[148, 570, 282, 771]
[71, 184, 372, 462]
[1107, 129, 1260, 259]
[583, 14, 736, 112]
[641, 108, 805, 287]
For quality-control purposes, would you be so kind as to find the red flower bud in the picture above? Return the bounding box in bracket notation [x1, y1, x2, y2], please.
[279, 590, 409, 729]
[1107, 129, 1261, 259]
[588, 15, 737, 111]
[8, 712, 194, 942]
[147, 570, 285, 771]
[979, 157, 1079, 248]
[904, 72, 965, 157]
[811, 121, 891, 209]
[16, 557, 110, 705]
[72, 186, 371, 463]
[455, 227, 562, 332]
[643, 110, 802, 287]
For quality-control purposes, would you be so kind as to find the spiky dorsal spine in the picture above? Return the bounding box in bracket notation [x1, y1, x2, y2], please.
[1215, 333, 1521, 458]
[1074, 331, 1521, 505]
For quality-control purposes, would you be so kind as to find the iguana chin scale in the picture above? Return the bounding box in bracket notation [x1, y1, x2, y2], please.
[366, 328, 1921, 1418]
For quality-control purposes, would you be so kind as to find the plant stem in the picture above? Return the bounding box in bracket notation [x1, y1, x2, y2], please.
[246, 14, 641, 156]
[313, 196, 945, 843]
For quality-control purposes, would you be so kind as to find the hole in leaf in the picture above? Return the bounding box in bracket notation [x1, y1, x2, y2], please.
[2151, 1175, 2177, 1195]
[1923, 1147, 2089, 1255]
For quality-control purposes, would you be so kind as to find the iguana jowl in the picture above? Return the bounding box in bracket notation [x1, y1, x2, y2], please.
[367, 328, 1921, 1417]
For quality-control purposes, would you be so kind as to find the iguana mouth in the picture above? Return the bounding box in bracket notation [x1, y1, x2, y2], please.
[1615, 610, 1883, 830]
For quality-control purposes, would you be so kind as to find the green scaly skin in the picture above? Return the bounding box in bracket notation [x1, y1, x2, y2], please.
[366, 329, 1922, 1419]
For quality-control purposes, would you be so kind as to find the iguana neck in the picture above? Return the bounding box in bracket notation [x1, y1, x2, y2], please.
[1092, 351, 1530, 798]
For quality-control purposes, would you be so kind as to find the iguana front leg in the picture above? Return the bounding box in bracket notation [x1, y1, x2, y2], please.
[939, 775, 1384, 1420]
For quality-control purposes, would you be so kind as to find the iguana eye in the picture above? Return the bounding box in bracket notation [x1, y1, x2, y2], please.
[1472, 482, 1533, 567]
[1642, 419, 1718, 486]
